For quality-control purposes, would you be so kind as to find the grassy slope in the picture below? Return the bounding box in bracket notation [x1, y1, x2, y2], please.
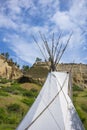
[73, 85, 87, 130]
[0, 78, 87, 130]
[0, 78, 41, 130]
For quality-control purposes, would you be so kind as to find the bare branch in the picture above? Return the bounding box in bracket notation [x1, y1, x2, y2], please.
[32, 31, 72, 71]
[54, 44, 62, 64]
[57, 32, 73, 65]
[39, 32, 52, 60]
[32, 34, 48, 62]
[54, 33, 62, 58]
[52, 33, 54, 59]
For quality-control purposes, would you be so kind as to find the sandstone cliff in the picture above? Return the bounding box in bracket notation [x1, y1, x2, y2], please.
[28, 62, 87, 88]
[0, 55, 22, 79]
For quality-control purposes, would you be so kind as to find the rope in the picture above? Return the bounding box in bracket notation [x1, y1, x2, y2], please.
[25, 74, 68, 130]
[56, 77, 69, 104]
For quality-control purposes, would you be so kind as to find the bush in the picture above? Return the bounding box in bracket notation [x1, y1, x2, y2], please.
[0, 108, 6, 123]
[0, 108, 10, 124]
[23, 91, 33, 97]
[76, 107, 86, 124]
[82, 94, 87, 97]
[7, 103, 20, 113]
[2, 84, 25, 95]
[81, 117, 86, 123]
[22, 88, 39, 98]
[22, 98, 35, 106]
[73, 84, 83, 91]
[0, 90, 9, 96]
[7, 116, 18, 124]
[81, 104, 87, 113]
[2, 87, 13, 93]
[73, 93, 78, 97]
[0, 78, 11, 84]
[30, 88, 38, 92]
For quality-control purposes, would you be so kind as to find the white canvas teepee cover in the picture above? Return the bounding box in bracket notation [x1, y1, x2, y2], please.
[17, 72, 84, 130]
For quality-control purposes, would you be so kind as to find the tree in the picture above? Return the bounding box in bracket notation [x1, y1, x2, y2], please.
[35, 57, 42, 63]
[17, 64, 20, 68]
[22, 65, 30, 73]
[5, 52, 9, 59]
[1, 52, 5, 56]
[1, 52, 9, 60]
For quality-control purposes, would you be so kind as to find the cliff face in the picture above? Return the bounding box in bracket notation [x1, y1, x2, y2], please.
[57, 63, 87, 88]
[28, 62, 87, 88]
[0, 55, 23, 79]
[0, 54, 87, 88]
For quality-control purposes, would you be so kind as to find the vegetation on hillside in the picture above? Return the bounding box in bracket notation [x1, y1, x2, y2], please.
[0, 77, 41, 130]
[73, 84, 87, 129]
[0, 54, 87, 129]
[0, 77, 87, 130]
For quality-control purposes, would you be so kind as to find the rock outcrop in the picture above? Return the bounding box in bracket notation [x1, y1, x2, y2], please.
[28, 62, 87, 88]
[0, 55, 23, 79]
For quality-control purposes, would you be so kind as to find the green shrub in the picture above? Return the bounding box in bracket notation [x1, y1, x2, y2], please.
[76, 107, 86, 124]
[2, 87, 13, 93]
[0, 78, 11, 84]
[73, 84, 83, 91]
[11, 82, 20, 87]
[73, 93, 78, 97]
[2, 84, 25, 95]
[0, 124, 16, 130]
[7, 116, 18, 124]
[0, 90, 9, 96]
[81, 105, 87, 113]
[0, 108, 10, 124]
[81, 117, 86, 123]
[22, 98, 35, 106]
[23, 91, 33, 97]
[82, 94, 87, 97]
[30, 88, 39, 97]
[7, 103, 20, 113]
[30, 88, 38, 92]
[0, 108, 6, 123]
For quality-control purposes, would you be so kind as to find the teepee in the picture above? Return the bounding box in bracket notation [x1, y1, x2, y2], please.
[16, 33, 85, 130]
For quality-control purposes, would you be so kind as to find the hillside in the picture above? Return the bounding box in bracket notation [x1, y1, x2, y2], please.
[27, 62, 87, 88]
[0, 55, 22, 79]
[0, 79, 41, 130]
[0, 60, 87, 129]
[0, 53, 87, 88]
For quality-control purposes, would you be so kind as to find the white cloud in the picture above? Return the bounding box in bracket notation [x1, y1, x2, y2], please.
[83, 46, 87, 51]
[5, 0, 31, 14]
[3, 34, 40, 64]
[38, 0, 59, 10]
[0, 0, 87, 64]
[52, 11, 74, 30]
[83, 57, 87, 62]
[0, 14, 17, 29]
[0, 0, 32, 30]
[39, 0, 53, 5]
[52, 0, 87, 32]
[51, 0, 87, 50]
[69, 0, 87, 35]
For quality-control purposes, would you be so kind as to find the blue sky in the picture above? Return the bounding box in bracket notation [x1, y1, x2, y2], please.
[0, 0, 87, 66]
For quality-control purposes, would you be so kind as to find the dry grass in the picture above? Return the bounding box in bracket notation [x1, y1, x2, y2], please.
[21, 82, 41, 91]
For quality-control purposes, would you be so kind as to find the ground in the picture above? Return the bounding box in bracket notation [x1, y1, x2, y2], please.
[0, 78, 87, 130]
